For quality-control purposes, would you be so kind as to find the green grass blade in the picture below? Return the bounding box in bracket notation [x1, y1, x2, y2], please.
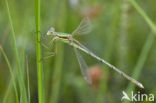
[49, 0, 67, 102]
[3, 79, 14, 103]
[5, 0, 28, 103]
[96, 1, 121, 102]
[0, 46, 19, 103]
[34, 0, 44, 103]
[128, 0, 156, 33]
[26, 56, 31, 103]
[124, 1, 156, 103]
[50, 42, 64, 103]
[124, 32, 155, 103]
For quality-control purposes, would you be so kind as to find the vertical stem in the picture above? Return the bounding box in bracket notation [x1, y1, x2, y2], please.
[118, 0, 129, 68]
[5, 0, 27, 103]
[50, 42, 64, 103]
[128, 0, 156, 33]
[124, 0, 156, 102]
[35, 0, 44, 103]
[96, 1, 121, 102]
[124, 32, 155, 103]
[26, 56, 31, 103]
[50, 0, 66, 102]
[0, 46, 19, 103]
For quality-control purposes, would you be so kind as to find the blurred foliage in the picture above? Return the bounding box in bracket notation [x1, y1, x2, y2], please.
[0, 0, 156, 103]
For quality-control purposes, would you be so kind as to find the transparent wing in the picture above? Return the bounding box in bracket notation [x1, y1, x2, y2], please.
[74, 48, 92, 84]
[72, 17, 92, 35]
[73, 38, 93, 54]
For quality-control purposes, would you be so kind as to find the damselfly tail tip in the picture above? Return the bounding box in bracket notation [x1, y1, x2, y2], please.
[139, 83, 144, 89]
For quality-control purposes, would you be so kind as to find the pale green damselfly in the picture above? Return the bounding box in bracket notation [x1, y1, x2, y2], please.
[46, 18, 144, 88]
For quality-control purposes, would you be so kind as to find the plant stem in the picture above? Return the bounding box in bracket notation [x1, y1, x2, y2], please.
[96, 1, 121, 102]
[35, 0, 44, 103]
[124, 32, 155, 103]
[50, 42, 64, 103]
[124, 1, 156, 103]
[26, 56, 31, 103]
[128, 0, 156, 33]
[5, 0, 27, 102]
[0, 46, 19, 103]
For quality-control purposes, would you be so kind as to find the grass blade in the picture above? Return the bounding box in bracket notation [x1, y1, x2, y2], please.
[124, 32, 155, 103]
[5, 0, 28, 102]
[0, 46, 19, 103]
[49, 0, 67, 102]
[124, 1, 156, 103]
[26, 56, 31, 103]
[3, 79, 14, 103]
[50, 42, 64, 103]
[34, 0, 44, 103]
[96, 1, 122, 102]
[128, 0, 156, 33]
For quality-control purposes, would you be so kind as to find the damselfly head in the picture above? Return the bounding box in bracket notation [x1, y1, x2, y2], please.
[47, 27, 55, 35]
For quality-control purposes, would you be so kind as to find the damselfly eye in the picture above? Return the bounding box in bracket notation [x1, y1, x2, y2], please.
[47, 27, 55, 35]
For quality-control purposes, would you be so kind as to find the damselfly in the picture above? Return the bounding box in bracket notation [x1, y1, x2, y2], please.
[46, 18, 144, 88]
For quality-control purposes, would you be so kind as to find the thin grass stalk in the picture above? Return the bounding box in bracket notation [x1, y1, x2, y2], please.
[0, 46, 19, 103]
[34, 0, 44, 103]
[128, 0, 156, 33]
[5, 0, 28, 102]
[50, 42, 64, 103]
[3, 79, 14, 103]
[50, 0, 66, 102]
[124, 32, 155, 103]
[96, 2, 121, 102]
[21, 47, 26, 77]
[26, 56, 31, 103]
[118, 0, 129, 68]
[96, 69, 108, 103]
[124, 0, 156, 102]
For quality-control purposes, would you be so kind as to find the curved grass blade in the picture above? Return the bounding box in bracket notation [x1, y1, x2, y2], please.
[74, 48, 92, 84]
[5, 0, 28, 102]
[0, 46, 19, 103]
[72, 17, 92, 35]
[26, 56, 30, 103]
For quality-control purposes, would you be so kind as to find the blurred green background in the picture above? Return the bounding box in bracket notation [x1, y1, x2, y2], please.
[0, 0, 156, 103]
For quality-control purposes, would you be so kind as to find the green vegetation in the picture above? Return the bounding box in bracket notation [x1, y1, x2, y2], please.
[0, 0, 155, 103]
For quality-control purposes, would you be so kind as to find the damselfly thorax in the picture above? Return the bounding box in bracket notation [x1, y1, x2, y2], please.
[56, 32, 71, 39]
